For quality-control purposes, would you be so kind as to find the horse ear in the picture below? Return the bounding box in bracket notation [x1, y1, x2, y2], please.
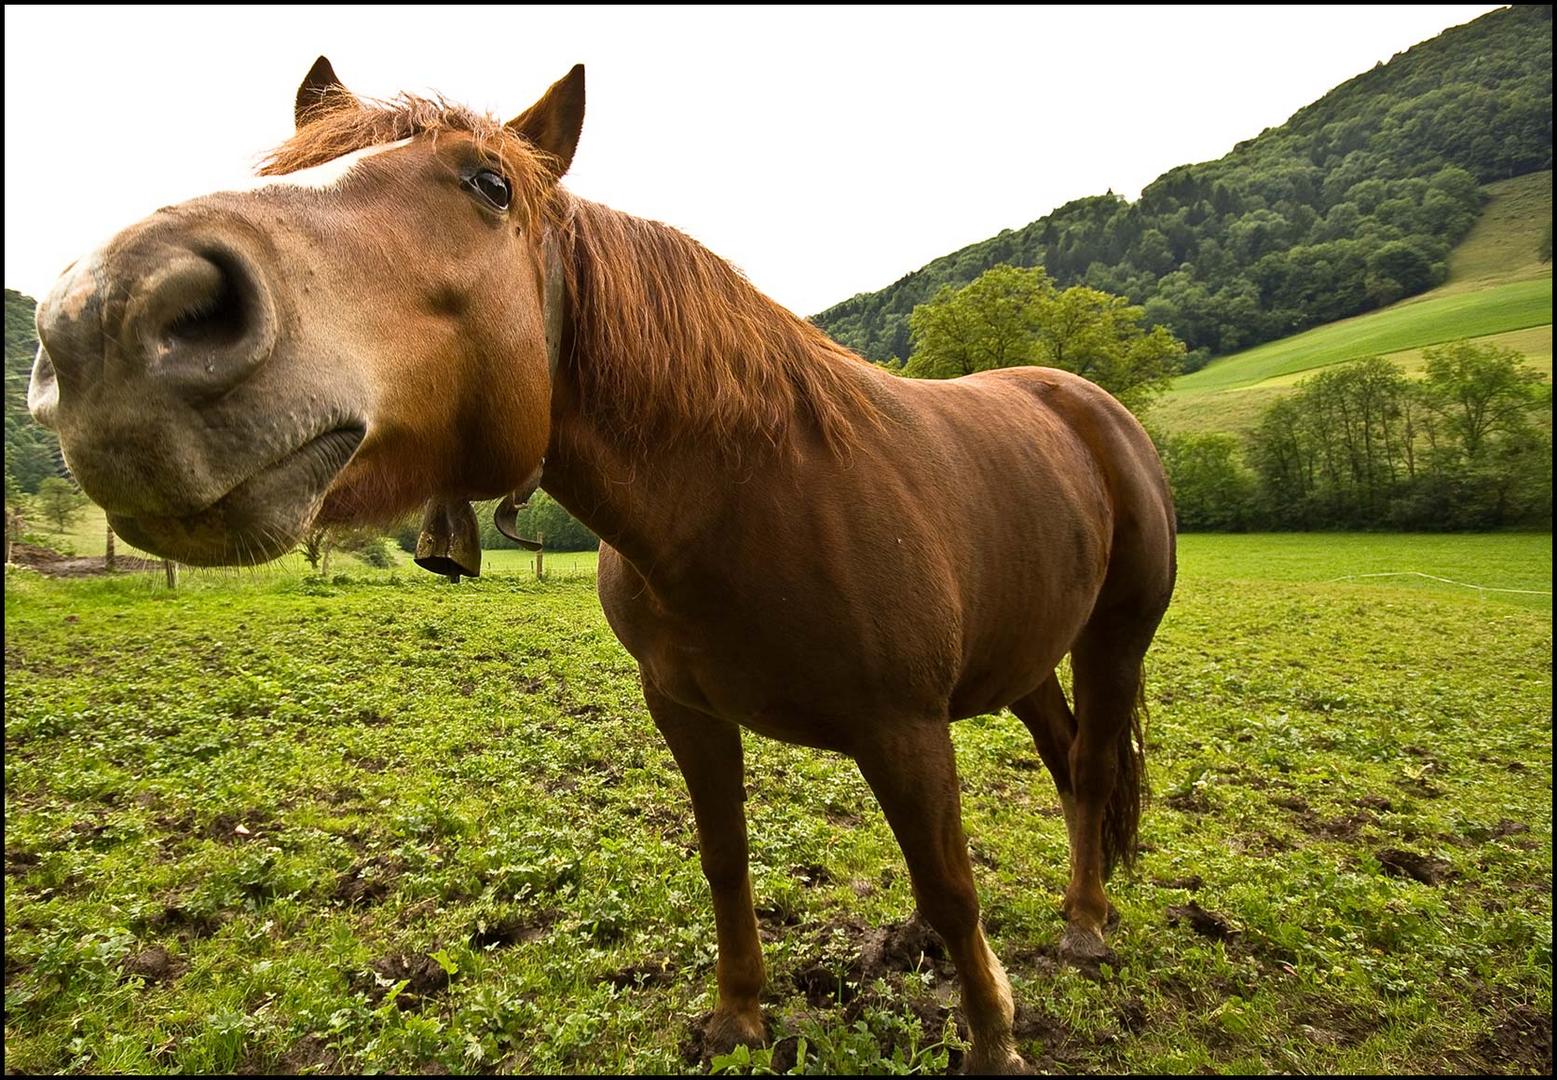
[295, 55, 360, 130]
[506, 65, 586, 178]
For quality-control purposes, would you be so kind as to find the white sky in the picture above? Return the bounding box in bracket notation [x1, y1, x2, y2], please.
[4, 4, 1504, 316]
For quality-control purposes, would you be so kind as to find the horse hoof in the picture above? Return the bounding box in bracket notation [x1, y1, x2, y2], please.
[1057, 925, 1115, 969]
[697, 1007, 768, 1059]
[964, 1046, 1030, 1075]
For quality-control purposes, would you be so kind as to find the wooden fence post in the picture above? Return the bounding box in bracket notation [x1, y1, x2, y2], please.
[105, 522, 116, 572]
[163, 558, 178, 589]
[534, 533, 545, 580]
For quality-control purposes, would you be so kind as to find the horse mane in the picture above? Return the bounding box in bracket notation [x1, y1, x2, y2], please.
[261, 93, 881, 454]
[561, 195, 881, 454]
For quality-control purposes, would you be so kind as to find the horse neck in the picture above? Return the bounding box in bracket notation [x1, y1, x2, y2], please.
[541, 375, 727, 571]
[537, 198, 873, 574]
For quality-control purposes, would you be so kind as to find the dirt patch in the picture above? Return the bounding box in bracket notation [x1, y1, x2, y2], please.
[791, 862, 831, 888]
[768, 1033, 807, 1073]
[1163, 789, 1213, 814]
[364, 953, 451, 1008]
[344, 752, 389, 773]
[9, 541, 163, 578]
[1471, 818, 1532, 842]
[148, 898, 225, 940]
[1116, 996, 1148, 1035]
[1166, 901, 1240, 941]
[793, 912, 954, 1008]
[605, 955, 677, 989]
[5, 848, 41, 876]
[204, 811, 275, 844]
[841, 989, 965, 1064]
[1154, 874, 1204, 891]
[1357, 794, 1394, 812]
[1375, 847, 1452, 885]
[469, 908, 560, 949]
[323, 785, 363, 806]
[1003, 941, 1064, 980]
[1478, 1003, 1553, 1074]
[859, 913, 950, 979]
[1313, 812, 1375, 841]
[122, 945, 188, 984]
[277, 1035, 337, 1075]
[794, 962, 857, 1007]
[332, 856, 405, 906]
[1272, 794, 1311, 813]
[1394, 774, 1444, 799]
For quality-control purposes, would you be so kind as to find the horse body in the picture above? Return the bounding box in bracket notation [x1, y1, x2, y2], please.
[580, 363, 1170, 739]
[28, 61, 1176, 1073]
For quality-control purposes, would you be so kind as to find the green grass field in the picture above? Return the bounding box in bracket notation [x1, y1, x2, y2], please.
[1155, 171, 1553, 437]
[4, 533, 1550, 1074]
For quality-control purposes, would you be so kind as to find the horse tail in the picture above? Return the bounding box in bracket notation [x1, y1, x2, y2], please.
[1101, 661, 1149, 879]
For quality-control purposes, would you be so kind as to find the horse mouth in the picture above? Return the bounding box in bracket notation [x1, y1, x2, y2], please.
[107, 423, 367, 566]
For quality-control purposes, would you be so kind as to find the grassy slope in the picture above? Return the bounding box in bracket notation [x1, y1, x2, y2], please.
[4, 534, 1550, 1074]
[1155, 171, 1554, 437]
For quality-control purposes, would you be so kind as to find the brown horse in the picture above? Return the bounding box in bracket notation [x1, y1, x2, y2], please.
[29, 60, 1175, 1073]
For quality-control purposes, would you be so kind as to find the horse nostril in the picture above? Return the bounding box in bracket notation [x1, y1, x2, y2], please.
[145, 253, 247, 357]
[130, 246, 275, 387]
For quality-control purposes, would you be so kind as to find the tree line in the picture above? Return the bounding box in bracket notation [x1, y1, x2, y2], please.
[896, 263, 1550, 532]
[900, 264, 1183, 412]
[5, 289, 64, 493]
[813, 4, 1551, 371]
[1162, 342, 1552, 531]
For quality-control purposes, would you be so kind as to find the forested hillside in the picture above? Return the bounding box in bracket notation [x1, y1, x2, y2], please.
[813, 4, 1552, 367]
[4, 288, 63, 492]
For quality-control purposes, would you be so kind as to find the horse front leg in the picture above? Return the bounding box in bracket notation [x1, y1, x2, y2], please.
[854, 720, 1027, 1074]
[643, 682, 767, 1053]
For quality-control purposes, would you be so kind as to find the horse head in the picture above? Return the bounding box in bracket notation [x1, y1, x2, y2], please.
[27, 58, 583, 566]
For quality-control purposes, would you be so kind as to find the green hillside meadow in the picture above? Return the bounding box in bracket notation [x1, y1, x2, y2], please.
[1153, 170, 1553, 436]
[4, 533, 1551, 1074]
[814, 5, 1552, 365]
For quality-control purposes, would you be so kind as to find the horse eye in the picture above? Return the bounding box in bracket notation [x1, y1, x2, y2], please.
[466, 170, 511, 211]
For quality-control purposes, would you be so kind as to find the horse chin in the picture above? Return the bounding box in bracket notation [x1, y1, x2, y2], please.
[106, 425, 365, 567]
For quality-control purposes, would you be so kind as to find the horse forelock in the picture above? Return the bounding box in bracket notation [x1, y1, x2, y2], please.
[258, 93, 564, 231]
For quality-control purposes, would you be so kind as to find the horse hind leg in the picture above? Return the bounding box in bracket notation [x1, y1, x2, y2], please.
[853, 721, 1027, 1074]
[1010, 673, 1079, 842]
[1055, 615, 1156, 965]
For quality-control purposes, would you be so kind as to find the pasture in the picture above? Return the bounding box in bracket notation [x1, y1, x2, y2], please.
[4, 534, 1551, 1074]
